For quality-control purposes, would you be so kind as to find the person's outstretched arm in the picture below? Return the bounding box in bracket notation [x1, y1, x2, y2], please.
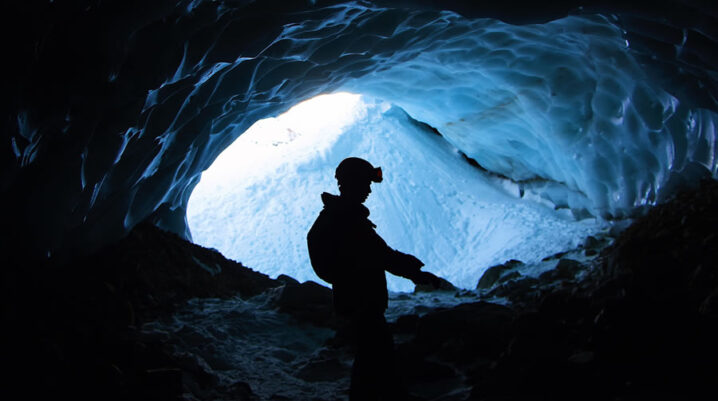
[386, 250, 442, 288]
[353, 219, 442, 288]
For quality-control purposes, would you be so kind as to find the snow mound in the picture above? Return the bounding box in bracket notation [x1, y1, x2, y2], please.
[188, 95, 604, 291]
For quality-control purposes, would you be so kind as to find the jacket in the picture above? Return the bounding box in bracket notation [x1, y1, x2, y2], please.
[307, 192, 422, 315]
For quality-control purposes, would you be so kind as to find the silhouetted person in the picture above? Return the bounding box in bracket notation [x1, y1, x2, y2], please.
[307, 157, 440, 400]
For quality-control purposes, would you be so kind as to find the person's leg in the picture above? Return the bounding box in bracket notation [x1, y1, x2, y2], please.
[350, 312, 408, 401]
[350, 350, 376, 400]
[374, 316, 408, 401]
[350, 313, 380, 400]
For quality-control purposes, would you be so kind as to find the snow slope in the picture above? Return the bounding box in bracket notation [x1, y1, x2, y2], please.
[187, 94, 606, 292]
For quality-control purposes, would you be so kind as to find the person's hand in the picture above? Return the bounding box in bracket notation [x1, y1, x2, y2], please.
[403, 254, 424, 270]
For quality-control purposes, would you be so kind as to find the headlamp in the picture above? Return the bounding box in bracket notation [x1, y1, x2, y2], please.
[372, 167, 383, 183]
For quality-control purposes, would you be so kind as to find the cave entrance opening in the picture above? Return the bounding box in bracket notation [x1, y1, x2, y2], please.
[187, 92, 605, 292]
[186, 91, 374, 283]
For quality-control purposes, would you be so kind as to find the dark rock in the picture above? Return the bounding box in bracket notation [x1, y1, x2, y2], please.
[496, 271, 521, 284]
[567, 350, 594, 364]
[541, 250, 569, 262]
[700, 288, 718, 317]
[276, 274, 300, 286]
[85, 221, 282, 321]
[464, 181, 718, 401]
[140, 368, 183, 400]
[6, 177, 717, 401]
[490, 274, 538, 292]
[476, 259, 524, 289]
[583, 235, 610, 256]
[171, 351, 219, 397]
[414, 302, 516, 362]
[227, 381, 258, 401]
[583, 235, 600, 249]
[414, 275, 457, 292]
[538, 258, 584, 281]
[555, 258, 583, 277]
[3, 220, 285, 401]
[487, 276, 543, 308]
[274, 280, 335, 327]
[583, 235, 611, 253]
[295, 357, 348, 382]
[603, 179, 718, 307]
[399, 358, 463, 400]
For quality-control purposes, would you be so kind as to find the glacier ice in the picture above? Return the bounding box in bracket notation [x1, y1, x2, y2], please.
[8, 2, 716, 265]
[188, 94, 605, 291]
[186, 10, 716, 291]
[180, 10, 718, 241]
[333, 14, 717, 218]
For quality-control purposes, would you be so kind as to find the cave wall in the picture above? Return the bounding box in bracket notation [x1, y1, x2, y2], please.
[3, 0, 717, 264]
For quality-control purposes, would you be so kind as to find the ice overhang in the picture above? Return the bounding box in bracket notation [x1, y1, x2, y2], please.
[3, 0, 717, 263]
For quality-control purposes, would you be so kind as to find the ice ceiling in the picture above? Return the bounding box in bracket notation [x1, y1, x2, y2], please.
[4, 0, 718, 264]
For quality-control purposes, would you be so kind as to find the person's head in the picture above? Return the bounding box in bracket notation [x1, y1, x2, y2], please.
[335, 157, 382, 203]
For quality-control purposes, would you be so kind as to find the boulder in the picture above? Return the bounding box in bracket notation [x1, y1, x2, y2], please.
[414, 302, 516, 361]
[538, 258, 584, 281]
[414, 274, 457, 293]
[496, 271, 522, 285]
[476, 259, 524, 289]
[276, 274, 300, 286]
[274, 280, 334, 327]
[583, 235, 612, 256]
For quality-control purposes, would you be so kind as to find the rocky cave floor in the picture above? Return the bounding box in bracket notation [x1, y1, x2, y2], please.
[3, 180, 718, 401]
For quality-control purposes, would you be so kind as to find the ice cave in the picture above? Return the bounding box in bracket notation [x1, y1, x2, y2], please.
[3, 1, 718, 400]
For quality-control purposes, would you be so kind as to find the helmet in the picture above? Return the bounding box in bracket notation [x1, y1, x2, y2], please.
[335, 157, 383, 185]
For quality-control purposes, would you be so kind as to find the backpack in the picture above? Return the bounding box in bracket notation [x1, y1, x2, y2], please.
[306, 211, 338, 284]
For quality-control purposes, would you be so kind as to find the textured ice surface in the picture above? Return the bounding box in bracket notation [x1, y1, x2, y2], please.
[333, 14, 718, 218]
[182, 11, 717, 290]
[188, 95, 605, 291]
[115, 10, 717, 238]
[13, 2, 717, 262]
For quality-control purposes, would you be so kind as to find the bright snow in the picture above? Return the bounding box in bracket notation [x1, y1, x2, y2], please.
[187, 93, 605, 292]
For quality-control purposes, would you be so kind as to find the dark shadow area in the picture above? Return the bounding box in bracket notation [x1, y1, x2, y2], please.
[2, 172, 715, 400]
[1, 221, 283, 400]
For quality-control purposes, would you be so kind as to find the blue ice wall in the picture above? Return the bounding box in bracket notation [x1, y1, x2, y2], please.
[186, 8, 717, 289]
[6, 1, 717, 261]
[306, 12, 718, 219]
[159, 7, 716, 231]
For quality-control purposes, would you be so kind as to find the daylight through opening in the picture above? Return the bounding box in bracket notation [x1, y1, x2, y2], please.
[187, 92, 605, 292]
